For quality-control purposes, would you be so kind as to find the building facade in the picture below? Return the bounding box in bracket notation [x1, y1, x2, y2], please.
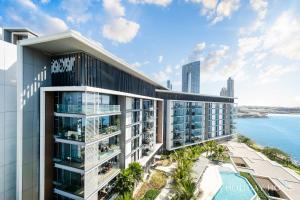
[156, 90, 235, 151]
[166, 80, 172, 90]
[227, 77, 234, 97]
[220, 87, 227, 97]
[0, 29, 236, 200]
[0, 31, 18, 200]
[182, 61, 200, 94]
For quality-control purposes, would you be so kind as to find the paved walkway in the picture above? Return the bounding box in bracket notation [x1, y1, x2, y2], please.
[198, 165, 222, 200]
[226, 141, 300, 200]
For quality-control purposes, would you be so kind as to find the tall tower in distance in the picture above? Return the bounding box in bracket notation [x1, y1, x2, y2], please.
[220, 87, 227, 96]
[182, 61, 200, 93]
[227, 77, 234, 97]
[167, 80, 172, 90]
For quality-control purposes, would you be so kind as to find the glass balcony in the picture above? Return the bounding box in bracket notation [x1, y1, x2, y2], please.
[173, 116, 185, 124]
[56, 104, 120, 115]
[173, 108, 187, 116]
[98, 157, 120, 186]
[143, 100, 154, 110]
[173, 140, 184, 148]
[142, 143, 154, 156]
[55, 116, 121, 143]
[53, 168, 84, 198]
[143, 114, 155, 122]
[98, 136, 120, 162]
[173, 124, 185, 132]
[173, 132, 184, 140]
[54, 142, 85, 169]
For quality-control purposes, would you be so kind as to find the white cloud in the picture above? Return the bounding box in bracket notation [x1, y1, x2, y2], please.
[262, 11, 300, 60]
[131, 61, 150, 68]
[212, 0, 240, 24]
[250, 0, 268, 20]
[103, 0, 125, 17]
[202, 45, 229, 72]
[17, 0, 37, 10]
[61, 0, 91, 24]
[240, 0, 268, 34]
[102, 17, 140, 43]
[186, 43, 232, 82]
[153, 65, 173, 81]
[158, 55, 163, 63]
[238, 36, 261, 55]
[188, 42, 206, 61]
[258, 65, 297, 83]
[128, 0, 172, 7]
[188, 0, 240, 24]
[9, 1, 68, 35]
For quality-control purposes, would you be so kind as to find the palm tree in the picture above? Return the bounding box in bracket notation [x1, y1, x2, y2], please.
[172, 178, 197, 200]
[204, 140, 217, 157]
[116, 192, 133, 200]
[213, 145, 224, 161]
[115, 169, 135, 195]
[128, 162, 144, 182]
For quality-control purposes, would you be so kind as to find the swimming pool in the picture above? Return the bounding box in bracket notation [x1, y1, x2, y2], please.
[213, 172, 256, 200]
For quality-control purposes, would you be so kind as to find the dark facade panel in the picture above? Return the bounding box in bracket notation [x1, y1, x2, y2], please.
[156, 92, 234, 103]
[51, 52, 158, 97]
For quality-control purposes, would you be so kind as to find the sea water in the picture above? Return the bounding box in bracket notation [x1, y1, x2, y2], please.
[236, 114, 300, 163]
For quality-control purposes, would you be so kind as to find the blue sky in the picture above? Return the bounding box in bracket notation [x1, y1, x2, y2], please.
[1, 0, 300, 107]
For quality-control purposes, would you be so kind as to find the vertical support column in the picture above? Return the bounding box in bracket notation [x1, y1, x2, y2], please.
[156, 100, 163, 144]
[119, 96, 126, 169]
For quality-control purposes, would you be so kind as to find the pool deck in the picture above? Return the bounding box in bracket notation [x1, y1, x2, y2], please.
[226, 141, 300, 200]
[198, 165, 222, 200]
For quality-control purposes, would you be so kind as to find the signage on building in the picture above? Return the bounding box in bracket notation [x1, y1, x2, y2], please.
[51, 57, 75, 74]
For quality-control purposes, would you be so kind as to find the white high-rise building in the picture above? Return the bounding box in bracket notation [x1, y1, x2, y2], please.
[0, 27, 37, 200]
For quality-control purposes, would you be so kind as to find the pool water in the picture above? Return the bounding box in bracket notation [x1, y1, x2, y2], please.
[213, 172, 256, 200]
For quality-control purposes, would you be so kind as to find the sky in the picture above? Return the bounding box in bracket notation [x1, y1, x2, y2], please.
[0, 0, 300, 107]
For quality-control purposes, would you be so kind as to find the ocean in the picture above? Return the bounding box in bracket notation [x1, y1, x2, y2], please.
[235, 114, 300, 163]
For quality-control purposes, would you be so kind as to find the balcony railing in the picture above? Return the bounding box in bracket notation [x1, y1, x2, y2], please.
[98, 167, 120, 187]
[56, 104, 120, 115]
[54, 182, 84, 198]
[53, 157, 84, 170]
[98, 145, 120, 162]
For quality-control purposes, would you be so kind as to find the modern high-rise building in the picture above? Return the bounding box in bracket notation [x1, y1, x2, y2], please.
[220, 87, 227, 97]
[166, 80, 172, 90]
[0, 27, 37, 200]
[227, 77, 234, 97]
[0, 28, 235, 200]
[182, 61, 200, 94]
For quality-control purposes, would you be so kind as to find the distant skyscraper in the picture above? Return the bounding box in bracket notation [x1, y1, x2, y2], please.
[227, 77, 234, 97]
[182, 61, 200, 93]
[167, 80, 172, 90]
[220, 87, 227, 96]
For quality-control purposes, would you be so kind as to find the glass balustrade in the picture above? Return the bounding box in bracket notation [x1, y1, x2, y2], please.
[56, 104, 120, 115]
[98, 157, 120, 186]
[98, 136, 120, 162]
[53, 168, 84, 198]
[53, 142, 85, 170]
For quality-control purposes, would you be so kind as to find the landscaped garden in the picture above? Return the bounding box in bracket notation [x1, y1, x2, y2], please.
[115, 141, 231, 200]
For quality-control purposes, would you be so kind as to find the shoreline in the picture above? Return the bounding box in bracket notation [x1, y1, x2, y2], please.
[236, 134, 300, 173]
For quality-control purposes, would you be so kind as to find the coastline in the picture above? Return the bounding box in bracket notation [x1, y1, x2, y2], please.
[236, 134, 300, 173]
[235, 114, 300, 163]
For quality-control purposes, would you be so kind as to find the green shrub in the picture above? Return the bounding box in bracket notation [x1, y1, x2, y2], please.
[142, 189, 160, 200]
[149, 171, 167, 189]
